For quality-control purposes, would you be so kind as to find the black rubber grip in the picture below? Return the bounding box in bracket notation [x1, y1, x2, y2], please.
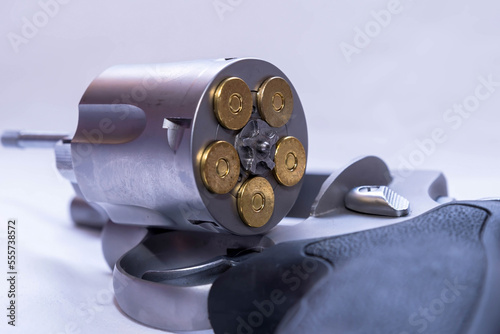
[208, 201, 500, 334]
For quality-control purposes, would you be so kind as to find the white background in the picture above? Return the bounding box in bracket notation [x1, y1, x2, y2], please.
[1, 0, 499, 333]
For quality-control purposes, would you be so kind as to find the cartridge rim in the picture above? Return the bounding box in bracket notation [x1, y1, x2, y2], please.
[214, 77, 253, 130]
[273, 136, 306, 187]
[201, 141, 240, 194]
[237, 177, 275, 228]
[257, 77, 294, 128]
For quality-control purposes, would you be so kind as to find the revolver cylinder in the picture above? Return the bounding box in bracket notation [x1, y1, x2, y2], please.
[59, 58, 308, 235]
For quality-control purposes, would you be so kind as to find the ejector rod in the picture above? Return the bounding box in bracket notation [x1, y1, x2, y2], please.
[1, 130, 69, 149]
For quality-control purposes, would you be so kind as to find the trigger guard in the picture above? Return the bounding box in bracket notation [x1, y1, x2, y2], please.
[112, 231, 273, 331]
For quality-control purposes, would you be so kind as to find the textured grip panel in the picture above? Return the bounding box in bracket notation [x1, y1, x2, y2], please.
[294, 204, 487, 334]
[209, 202, 500, 334]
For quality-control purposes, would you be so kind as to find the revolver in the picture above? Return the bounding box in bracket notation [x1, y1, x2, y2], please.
[3, 58, 500, 334]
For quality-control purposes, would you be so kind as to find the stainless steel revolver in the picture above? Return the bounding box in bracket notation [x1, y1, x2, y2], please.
[3, 58, 500, 334]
